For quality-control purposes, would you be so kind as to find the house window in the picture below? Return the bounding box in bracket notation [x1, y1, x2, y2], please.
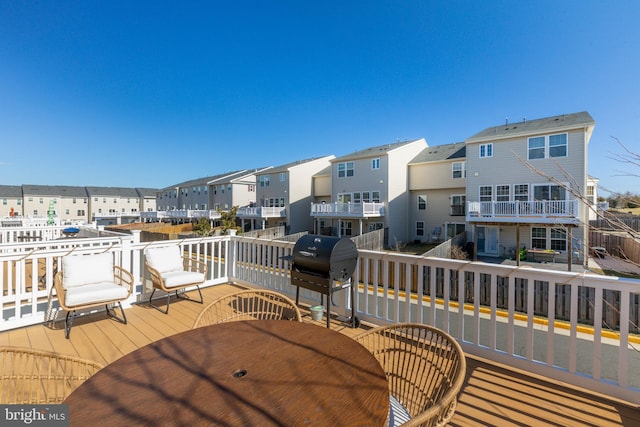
[77, 209, 85, 216]
[416, 221, 424, 236]
[372, 191, 381, 203]
[361, 192, 370, 203]
[533, 184, 566, 201]
[528, 137, 545, 159]
[371, 158, 380, 170]
[353, 193, 361, 204]
[248, 185, 255, 192]
[531, 227, 547, 249]
[40, 198, 44, 204]
[2, 198, 6, 205]
[337, 162, 354, 178]
[587, 185, 595, 204]
[528, 133, 568, 159]
[280, 173, 286, 182]
[479, 186, 492, 202]
[451, 195, 465, 216]
[551, 228, 567, 251]
[514, 184, 529, 201]
[65, 209, 69, 214]
[452, 161, 465, 178]
[259, 176, 270, 187]
[340, 220, 353, 236]
[417, 195, 427, 210]
[549, 134, 568, 157]
[496, 185, 510, 202]
[479, 143, 493, 158]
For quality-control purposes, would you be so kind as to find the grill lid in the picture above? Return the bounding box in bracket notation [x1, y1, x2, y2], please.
[291, 235, 358, 281]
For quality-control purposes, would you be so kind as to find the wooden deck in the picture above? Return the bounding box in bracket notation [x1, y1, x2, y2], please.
[1, 283, 638, 426]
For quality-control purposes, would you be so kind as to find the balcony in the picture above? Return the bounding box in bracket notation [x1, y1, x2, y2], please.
[140, 209, 221, 221]
[310, 202, 385, 218]
[467, 199, 580, 224]
[1, 232, 639, 421]
[236, 206, 286, 219]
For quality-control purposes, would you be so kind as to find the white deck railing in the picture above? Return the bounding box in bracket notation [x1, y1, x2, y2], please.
[310, 202, 385, 217]
[1, 233, 638, 404]
[236, 206, 286, 218]
[467, 200, 580, 222]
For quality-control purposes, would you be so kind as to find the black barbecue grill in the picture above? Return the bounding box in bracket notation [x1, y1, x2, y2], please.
[287, 234, 359, 328]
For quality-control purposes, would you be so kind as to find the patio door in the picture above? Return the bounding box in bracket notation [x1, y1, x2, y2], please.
[477, 226, 499, 256]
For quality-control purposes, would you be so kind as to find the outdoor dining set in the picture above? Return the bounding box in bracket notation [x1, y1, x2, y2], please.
[0, 243, 467, 426]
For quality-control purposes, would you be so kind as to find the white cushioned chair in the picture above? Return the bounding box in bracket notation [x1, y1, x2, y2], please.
[54, 252, 133, 339]
[144, 245, 206, 313]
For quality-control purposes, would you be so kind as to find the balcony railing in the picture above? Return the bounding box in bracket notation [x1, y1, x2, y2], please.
[310, 202, 385, 218]
[1, 233, 639, 405]
[140, 210, 221, 221]
[467, 200, 580, 223]
[236, 206, 286, 218]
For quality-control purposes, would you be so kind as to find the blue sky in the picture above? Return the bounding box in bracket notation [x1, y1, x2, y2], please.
[1, 1, 639, 195]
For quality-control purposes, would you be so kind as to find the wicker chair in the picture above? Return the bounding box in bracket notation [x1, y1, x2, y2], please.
[144, 245, 206, 314]
[193, 289, 302, 328]
[354, 323, 466, 427]
[0, 347, 103, 404]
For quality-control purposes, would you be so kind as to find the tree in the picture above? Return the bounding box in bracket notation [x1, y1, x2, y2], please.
[193, 217, 211, 236]
[220, 206, 240, 234]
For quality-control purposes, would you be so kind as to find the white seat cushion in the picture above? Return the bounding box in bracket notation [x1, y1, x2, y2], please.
[65, 282, 129, 307]
[62, 253, 114, 289]
[160, 271, 205, 288]
[388, 395, 411, 427]
[145, 246, 184, 274]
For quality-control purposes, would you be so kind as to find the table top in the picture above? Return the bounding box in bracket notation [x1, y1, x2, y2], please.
[64, 320, 390, 426]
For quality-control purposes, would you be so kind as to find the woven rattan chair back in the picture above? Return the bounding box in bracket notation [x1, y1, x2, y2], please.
[355, 323, 466, 427]
[0, 347, 103, 404]
[193, 289, 302, 328]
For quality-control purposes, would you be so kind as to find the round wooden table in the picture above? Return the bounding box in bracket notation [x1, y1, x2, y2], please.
[64, 320, 390, 426]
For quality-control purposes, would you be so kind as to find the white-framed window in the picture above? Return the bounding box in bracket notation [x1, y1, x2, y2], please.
[496, 185, 510, 202]
[528, 133, 568, 159]
[371, 158, 380, 170]
[353, 193, 361, 204]
[259, 176, 270, 187]
[452, 161, 465, 178]
[531, 227, 547, 249]
[587, 185, 595, 205]
[337, 161, 354, 178]
[451, 195, 465, 216]
[279, 173, 286, 182]
[531, 227, 567, 251]
[479, 185, 492, 202]
[416, 221, 424, 236]
[514, 184, 529, 201]
[479, 143, 493, 158]
[361, 192, 370, 203]
[372, 191, 380, 203]
[533, 184, 566, 201]
[417, 195, 427, 210]
[340, 220, 353, 236]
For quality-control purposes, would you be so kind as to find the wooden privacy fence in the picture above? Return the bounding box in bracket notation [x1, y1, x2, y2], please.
[589, 230, 640, 265]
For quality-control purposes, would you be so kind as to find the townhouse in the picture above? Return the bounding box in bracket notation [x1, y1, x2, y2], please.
[464, 112, 595, 263]
[238, 157, 334, 233]
[22, 185, 89, 225]
[408, 142, 467, 243]
[209, 168, 271, 213]
[310, 139, 427, 242]
[0, 185, 24, 220]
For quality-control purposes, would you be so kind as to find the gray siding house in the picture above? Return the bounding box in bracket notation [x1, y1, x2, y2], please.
[464, 112, 595, 264]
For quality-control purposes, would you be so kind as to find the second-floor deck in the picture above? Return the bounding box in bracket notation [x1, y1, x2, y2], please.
[140, 209, 222, 221]
[1, 230, 639, 418]
[310, 202, 385, 218]
[2, 283, 637, 426]
[236, 206, 286, 219]
[467, 199, 580, 224]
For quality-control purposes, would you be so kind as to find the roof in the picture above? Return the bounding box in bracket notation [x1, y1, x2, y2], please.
[22, 185, 88, 198]
[136, 188, 161, 197]
[410, 142, 466, 164]
[259, 156, 333, 175]
[207, 167, 272, 184]
[0, 185, 23, 198]
[85, 186, 140, 197]
[332, 139, 425, 162]
[466, 112, 595, 142]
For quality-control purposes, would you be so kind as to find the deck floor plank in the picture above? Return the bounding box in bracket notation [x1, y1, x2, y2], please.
[1, 283, 638, 426]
